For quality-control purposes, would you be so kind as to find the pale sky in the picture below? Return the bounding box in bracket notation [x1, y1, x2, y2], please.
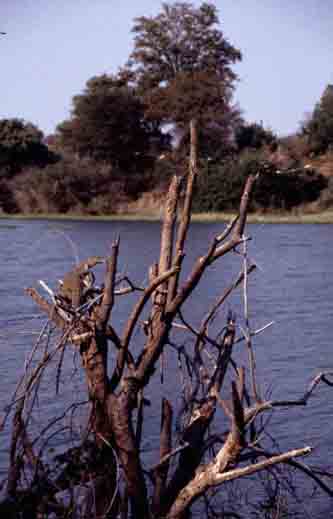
[1, 0, 332, 137]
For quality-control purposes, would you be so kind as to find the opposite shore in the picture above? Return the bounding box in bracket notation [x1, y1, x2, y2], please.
[1, 209, 333, 224]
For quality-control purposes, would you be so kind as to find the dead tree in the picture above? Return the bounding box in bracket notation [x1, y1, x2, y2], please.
[2, 118, 333, 518]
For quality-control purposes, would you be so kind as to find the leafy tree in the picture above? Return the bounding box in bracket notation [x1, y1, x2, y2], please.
[0, 180, 17, 213]
[0, 118, 58, 177]
[277, 134, 309, 168]
[254, 166, 327, 209]
[193, 157, 327, 212]
[235, 121, 277, 152]
[128, 2, 241, 132]
[176, 109, 241, 162]
[57, 74, 169, 171]
[303, 84, 333, 154]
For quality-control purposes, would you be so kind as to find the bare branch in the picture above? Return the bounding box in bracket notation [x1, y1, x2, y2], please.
[150, 442, 189, 474]
[159, 175, 182, 277]
[157, 174, 182, 317]
[168, 118, 198, 303]
[215, 446, 312, 484]
[167, 446, 312, 518]
[123, 266, 180, 348]
[153, 398, 173, 514]
[110, 266, 180, 388]
[253, 447, 333, 497]
[270, 371, 333, 407]
[242, 238, 260, 403]
[208, 315, 236, 397]
[166, 176, 257, 318]
[97, 237, 119, 330]
[215, 215, 239, 242]
[25, 288, 67, 329]
[212, 175, 257, 261]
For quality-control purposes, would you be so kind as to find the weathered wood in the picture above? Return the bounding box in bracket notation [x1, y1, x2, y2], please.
[108, 392, 150, 519]
[168, 118, 198, 304]
[97, 238, 119, 330]
[153, 398, 173, 515]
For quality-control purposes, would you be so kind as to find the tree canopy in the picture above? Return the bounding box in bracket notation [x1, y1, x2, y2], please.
[303, 84, 333, 154]
[128, 2, 241, 129]
[57, 74, 169, 171]
[55, 3, 242, 174]
[235, 121, 277, 152]
[0, 118, 58, 177]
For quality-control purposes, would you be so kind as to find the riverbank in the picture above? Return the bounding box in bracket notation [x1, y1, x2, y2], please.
[1, 209, 333, 223]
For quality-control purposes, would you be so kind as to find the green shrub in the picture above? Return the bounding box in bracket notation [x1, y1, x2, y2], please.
[302, 84, 333, 155]
[0, 180, 18, 213]
[193, 158, 327, 213]
[317, 176, 333, 209]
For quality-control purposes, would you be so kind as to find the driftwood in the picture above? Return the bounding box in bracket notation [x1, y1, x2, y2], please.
[1, 118, 333, 518]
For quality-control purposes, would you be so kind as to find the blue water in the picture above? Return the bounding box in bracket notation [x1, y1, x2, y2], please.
[0, 219, 332, 516]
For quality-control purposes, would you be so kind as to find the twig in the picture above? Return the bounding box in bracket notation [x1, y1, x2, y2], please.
[39, 280, 56, 302]
[96, 433, 120, 517]
[253, 447, 333, 497]
[150, 442, 189, 473]
[234, 321, 274, 344]
[242, 238, 260, 403]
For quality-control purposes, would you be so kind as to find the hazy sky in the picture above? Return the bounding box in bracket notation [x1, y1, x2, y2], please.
[1, 0, 332, 137]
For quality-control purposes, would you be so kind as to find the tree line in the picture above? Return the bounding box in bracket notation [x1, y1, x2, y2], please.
[1, 1, 332, 215]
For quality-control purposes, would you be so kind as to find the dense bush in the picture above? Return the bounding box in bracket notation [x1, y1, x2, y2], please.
[0, 118, 59, 177]
[9, 157, 151, 215]
[254, 167, 327, 210]
[193, 159, 245, 212]
[277, 134, 309, 166]
[193, 157, 327, 212]
[303, 84, 333, 155]
[317, 176, 333, 209]
[235, 122, 277, 152]
[1, 151, 328, 216]
[0, 180, 17, 213]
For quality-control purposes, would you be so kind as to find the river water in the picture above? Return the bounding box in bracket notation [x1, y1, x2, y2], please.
[0, 219, 332, 516]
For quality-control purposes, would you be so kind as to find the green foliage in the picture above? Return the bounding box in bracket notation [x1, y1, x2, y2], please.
[277, 134, 309, 168]
[131, 2, 241, 89]
[253, 166, 327, 210]
[193, 157, 327, 212]
[317, 176, 333, 209]
[303, 84, 333, 154]
[193, 159, 245, 212]
[149, 154, 180, 187]
[129, 2, 241, 129]
[57, 74, 168, 172]
[175, 114, 239, 162]
[0, 180, 17, 213]
[0, 118, 59, 177]
[235, 122, 277, 152]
